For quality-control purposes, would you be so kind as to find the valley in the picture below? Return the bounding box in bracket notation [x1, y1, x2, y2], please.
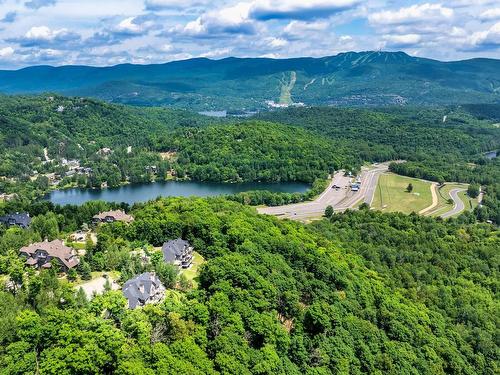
[0, 55, 499, 374]
[0, 0, 499, 370]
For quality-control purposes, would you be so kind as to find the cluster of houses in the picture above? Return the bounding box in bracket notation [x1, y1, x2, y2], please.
[120, 238, 194, 309]
[1, 209, 195, 310]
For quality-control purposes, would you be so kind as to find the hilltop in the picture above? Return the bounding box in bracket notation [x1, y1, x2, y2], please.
[0, 51, 499, 111]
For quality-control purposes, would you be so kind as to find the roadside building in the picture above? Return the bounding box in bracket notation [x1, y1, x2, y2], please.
[162, 239, 193, 269]
[93, 210, 134, 224]
[122, 272, 165, 309]
[0, 212, 31, 228]
[20, 239, 80, 272]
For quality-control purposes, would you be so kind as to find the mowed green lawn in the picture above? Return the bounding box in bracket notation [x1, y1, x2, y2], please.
[372, 173, 433, 214]
[181, 251, 205, 288]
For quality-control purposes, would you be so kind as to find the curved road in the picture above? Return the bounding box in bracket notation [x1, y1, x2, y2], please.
[441, 188, 466, 218]
[258, 163, 390, 220]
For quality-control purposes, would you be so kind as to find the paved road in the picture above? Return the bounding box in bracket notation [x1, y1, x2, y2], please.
[441, 188, 466, 218]
[258, 163, 389, 220]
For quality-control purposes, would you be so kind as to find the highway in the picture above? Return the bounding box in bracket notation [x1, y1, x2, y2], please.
[441, 188, 466, 218]
[258, 163, 390, 220]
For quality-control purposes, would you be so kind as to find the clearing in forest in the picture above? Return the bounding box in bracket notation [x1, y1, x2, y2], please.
[180, 251, 205, 288]
[371, 173, 433, 214]
[279, 71, 297, 105]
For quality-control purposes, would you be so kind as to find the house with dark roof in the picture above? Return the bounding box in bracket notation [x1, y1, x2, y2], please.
[19, 239, 80, 272]
[122, 272, 165, 309]
[0, 212, 31, 229]
[92, 210, 134, 224]
[162, 239, 193, 269]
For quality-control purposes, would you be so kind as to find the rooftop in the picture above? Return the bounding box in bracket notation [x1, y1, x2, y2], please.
[20, 239, 79, 269]
[93, 210, 134, 223]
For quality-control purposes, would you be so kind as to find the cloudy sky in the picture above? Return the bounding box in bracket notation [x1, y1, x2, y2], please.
[0, 0, 499, 69]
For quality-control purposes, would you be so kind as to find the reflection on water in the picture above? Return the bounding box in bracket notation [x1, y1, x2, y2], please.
[46, 180, 310, 205]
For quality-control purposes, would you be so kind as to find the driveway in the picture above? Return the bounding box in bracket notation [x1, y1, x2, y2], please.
[76, 275, 120, 299]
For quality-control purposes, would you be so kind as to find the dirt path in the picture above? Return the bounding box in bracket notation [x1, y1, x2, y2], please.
[419, 182, 439, 215]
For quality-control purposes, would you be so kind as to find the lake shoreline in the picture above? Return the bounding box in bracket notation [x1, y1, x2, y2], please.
[45, 180, 311, 206]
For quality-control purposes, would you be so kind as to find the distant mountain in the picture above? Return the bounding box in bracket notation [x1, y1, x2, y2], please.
[0, 51, 499, 111]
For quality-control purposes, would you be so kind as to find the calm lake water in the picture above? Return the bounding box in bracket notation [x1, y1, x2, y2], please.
[46, 180, 310, 205]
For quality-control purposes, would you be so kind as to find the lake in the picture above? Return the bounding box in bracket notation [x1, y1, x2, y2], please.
[46, 180, 310, 205]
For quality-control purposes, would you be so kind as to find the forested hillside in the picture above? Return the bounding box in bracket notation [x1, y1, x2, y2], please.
[156, 122, 346, 183]
[0, 198, 497, 373]
[256, 106, 500, 162]
[1, 95, 499, 222]
[1, 51, 499, 111]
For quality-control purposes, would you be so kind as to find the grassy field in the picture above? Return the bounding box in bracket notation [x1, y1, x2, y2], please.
[372, 173, 433, 214]
[180, 251, 205, 288]
[459, 190, 479, 215]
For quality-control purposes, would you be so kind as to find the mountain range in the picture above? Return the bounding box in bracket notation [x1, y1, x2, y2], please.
[1, 51, 499, 111]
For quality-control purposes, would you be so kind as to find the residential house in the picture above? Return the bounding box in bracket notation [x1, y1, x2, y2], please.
[97, 147, 113, 157]
[93, 210, 134, 224]
[69, 230, 88, 242]
[0, 212, 31, 228]
[122, 272, 165, 309]
[19, 239, 80, 272]
[0, 193, 17, 202]
[162, 239, 193, 269]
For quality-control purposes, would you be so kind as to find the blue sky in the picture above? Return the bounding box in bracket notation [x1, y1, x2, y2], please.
[0, 0, 499, 69]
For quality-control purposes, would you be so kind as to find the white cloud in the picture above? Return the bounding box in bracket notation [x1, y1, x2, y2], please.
[479, 8, 500, 21]
[25, 25, 62, 40]
[283, 20, 329, 37]
[116, 17, 143, 34]
[0, 46, 14, 58]
[267, 37, 288, 48]
[467, 22, 500, 50]
[383, 34, 421, 47]
[369, 3, 453, 25]
[176, 2, 255, 37]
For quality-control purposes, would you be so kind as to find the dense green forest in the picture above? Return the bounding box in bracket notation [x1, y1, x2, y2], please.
[0, 198, 498, 373]
[256, 106, 499, 162]
[156, 122, 346, 183]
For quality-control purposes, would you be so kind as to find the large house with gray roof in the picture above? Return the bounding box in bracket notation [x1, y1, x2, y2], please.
[0, 212, 31, 229]
[19, 239, 79, 272]
[162, 239, 193, 269]
[122, 272, 165, 309]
